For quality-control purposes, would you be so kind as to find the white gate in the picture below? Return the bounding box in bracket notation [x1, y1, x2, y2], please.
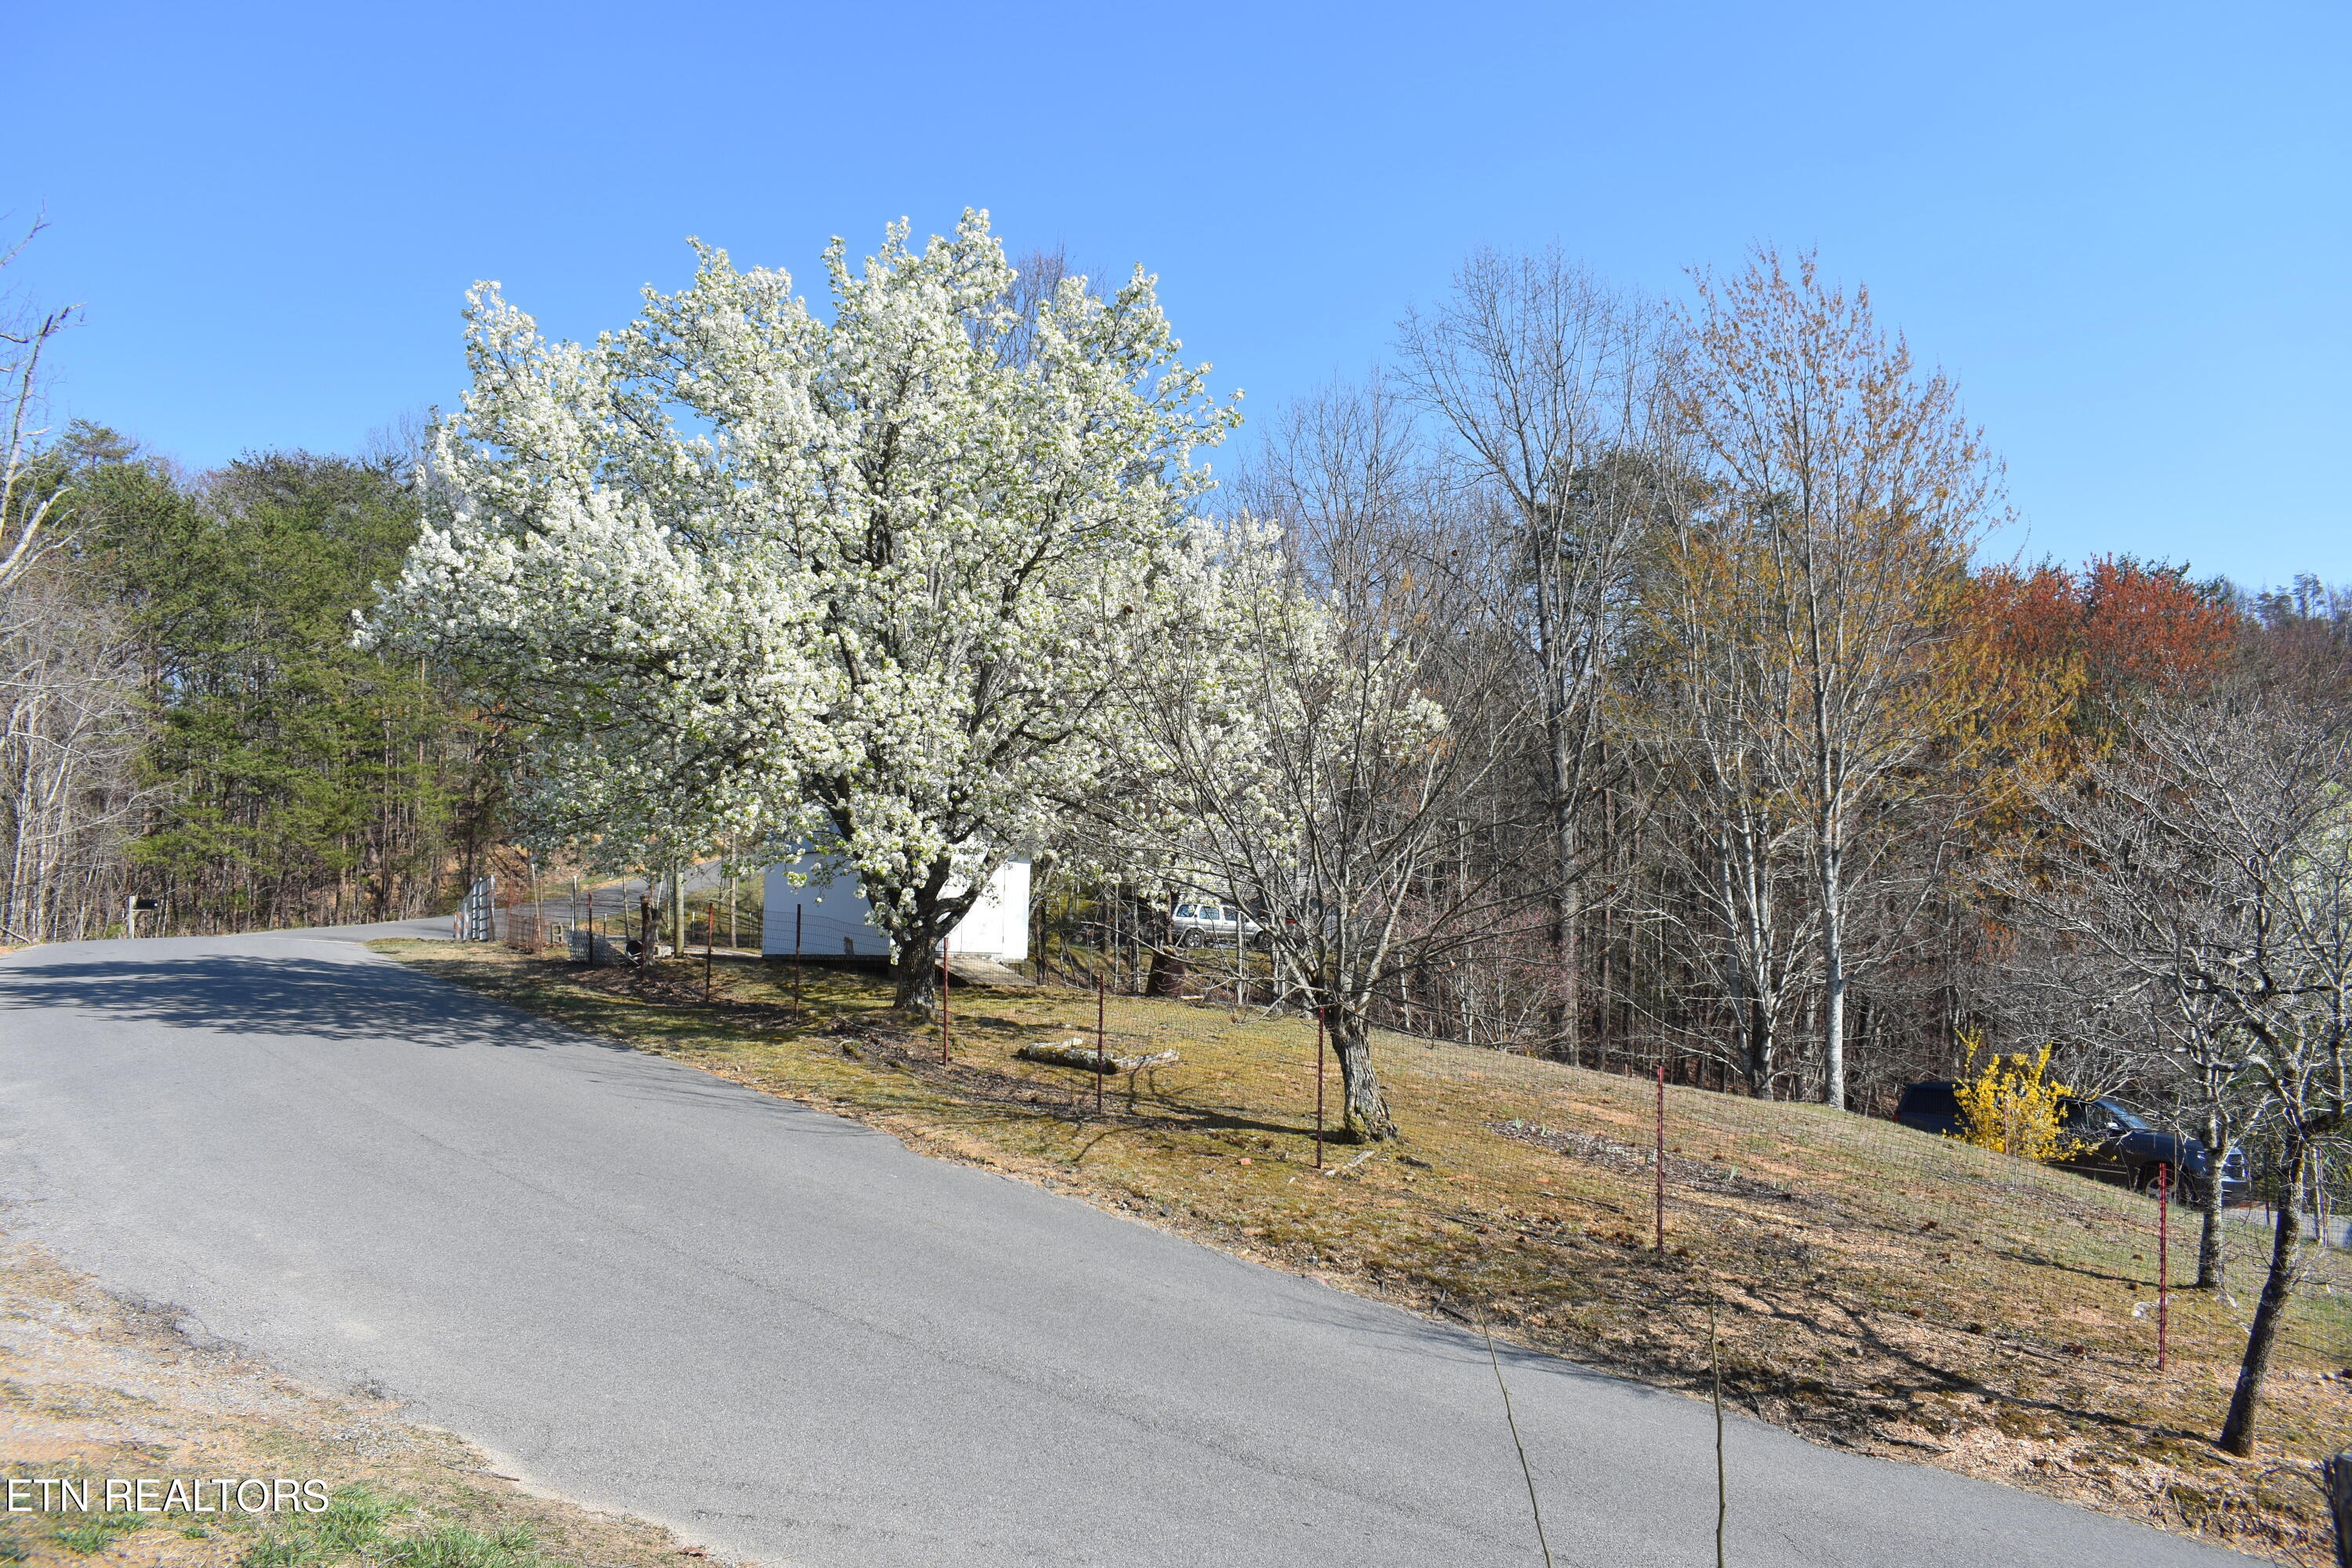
[460, 876, 497, 942]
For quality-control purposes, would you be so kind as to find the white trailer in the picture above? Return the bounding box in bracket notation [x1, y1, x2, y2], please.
[760, 854, 1031, 962]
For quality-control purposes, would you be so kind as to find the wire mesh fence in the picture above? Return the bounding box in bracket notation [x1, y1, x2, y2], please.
[1023, 921, 2352, 1383]
[1496, 1083, 2352, 1417]
[461, 881, 2352, 1462]
[477, 880, 764, 960]
[1028, 913, 1299, 1007]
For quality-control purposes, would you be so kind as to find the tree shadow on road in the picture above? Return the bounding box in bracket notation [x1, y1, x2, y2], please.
[0, 954, 622, 1052]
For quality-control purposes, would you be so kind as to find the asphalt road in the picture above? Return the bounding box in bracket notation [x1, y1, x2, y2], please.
[0, 932, 2258, 1567]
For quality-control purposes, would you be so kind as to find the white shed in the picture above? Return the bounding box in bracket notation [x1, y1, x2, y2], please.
[760, 854, 1031, 962]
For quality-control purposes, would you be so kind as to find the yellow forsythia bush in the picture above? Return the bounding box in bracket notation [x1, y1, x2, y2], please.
[1951, 1031, 2078, 1163]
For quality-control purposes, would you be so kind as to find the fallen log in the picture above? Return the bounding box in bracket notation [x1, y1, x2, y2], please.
[1015, 1037, 1180, 1074]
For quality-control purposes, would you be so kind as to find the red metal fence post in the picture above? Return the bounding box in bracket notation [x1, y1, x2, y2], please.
[793, 904, 804, 1022]
[1095, 971, 1107, 1114]
[941, 949, 952, 1065]
[1655, 1063, 1667, 1254]
[2158, 1161, 2171, 1372]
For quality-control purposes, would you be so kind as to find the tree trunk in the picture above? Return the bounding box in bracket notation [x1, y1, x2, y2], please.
[891, 926, 942, 1014]
[2198, 1107, 2229, 1292]
[670, 858, 685, 965]
[876, 862, 982, 1017]
[1559, 829, 1581, 1064]
[1328, 1009, 1397, 1142]
[1748, 994, 1773, 1098]
[2220, 1133, 2308, 1455]
[1147, 948, 1189, 996]
[1818, 867, 1846, 1110]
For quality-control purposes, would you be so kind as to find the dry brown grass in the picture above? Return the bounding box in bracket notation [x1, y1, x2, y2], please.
[0, 1233, 702, 1568]
[381, 942, 2352, 1562]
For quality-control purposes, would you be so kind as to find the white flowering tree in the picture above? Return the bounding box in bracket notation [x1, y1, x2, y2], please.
[358, 281, 821, 904]
[1108, 514, 1516, 1142]
[368, 212, 1236, 1010]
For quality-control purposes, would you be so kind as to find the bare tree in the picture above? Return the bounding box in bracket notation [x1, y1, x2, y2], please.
[0, 565, 145, 942]
[0, 220, 81, 596]
[0, 223, 144, 945]
[1980, 921, 2253, 1289]
[1675, 248, 1997, 1108]
[1996, 682, 2352, 1454]
[1396, 249, 1675, 1059]
[1241, 377, 1431, 621]
[1639, 524, 1820, 1094]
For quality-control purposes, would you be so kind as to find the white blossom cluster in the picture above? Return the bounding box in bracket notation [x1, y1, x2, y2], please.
[365, 210, 1238, 956]
[1107, 515, 1450, 981]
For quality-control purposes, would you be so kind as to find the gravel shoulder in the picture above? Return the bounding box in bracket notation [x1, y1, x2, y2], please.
[0, 1229, 703, 1568]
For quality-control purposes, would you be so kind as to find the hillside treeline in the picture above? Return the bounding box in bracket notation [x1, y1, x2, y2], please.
[1158, 249, 2352, 1123]
[9, 232, 2348, 1138]
[0, 424, 509, 940]
[1242, 448, 2352, 1118]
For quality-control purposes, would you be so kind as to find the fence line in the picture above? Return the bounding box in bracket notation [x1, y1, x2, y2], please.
[1497, 1096, 2352, 1399]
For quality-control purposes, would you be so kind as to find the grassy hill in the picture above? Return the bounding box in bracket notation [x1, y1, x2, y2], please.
[381, 943, 2352, 1563]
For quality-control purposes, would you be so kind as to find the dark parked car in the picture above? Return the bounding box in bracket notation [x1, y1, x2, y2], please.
[1895, 1080, 2249, 1205]
[1894, 1080, 1967, 1138]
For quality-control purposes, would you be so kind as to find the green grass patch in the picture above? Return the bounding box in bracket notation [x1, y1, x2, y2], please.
[238, 1486, 395, 1567]
[234, 1485, 535, 1568]
[54, 1514, 145, 1555]
[379, 1523, 537, 1568]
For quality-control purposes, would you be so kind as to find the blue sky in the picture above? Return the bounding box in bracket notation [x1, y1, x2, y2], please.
[8, 0, 2346, 586]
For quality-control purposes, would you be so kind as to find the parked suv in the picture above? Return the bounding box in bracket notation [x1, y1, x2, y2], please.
[1894, 1080, 2249, 1205]
[1171, 900, 1261, 947]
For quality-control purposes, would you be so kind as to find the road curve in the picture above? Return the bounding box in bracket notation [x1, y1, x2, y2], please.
[0, 934, 2254, 1567]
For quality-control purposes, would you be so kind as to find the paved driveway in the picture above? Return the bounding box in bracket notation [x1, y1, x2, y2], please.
[0, 934, 2256, 1566]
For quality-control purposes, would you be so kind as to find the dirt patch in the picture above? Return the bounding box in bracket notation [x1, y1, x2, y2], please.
[1490, 1117, 1796, 1200]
